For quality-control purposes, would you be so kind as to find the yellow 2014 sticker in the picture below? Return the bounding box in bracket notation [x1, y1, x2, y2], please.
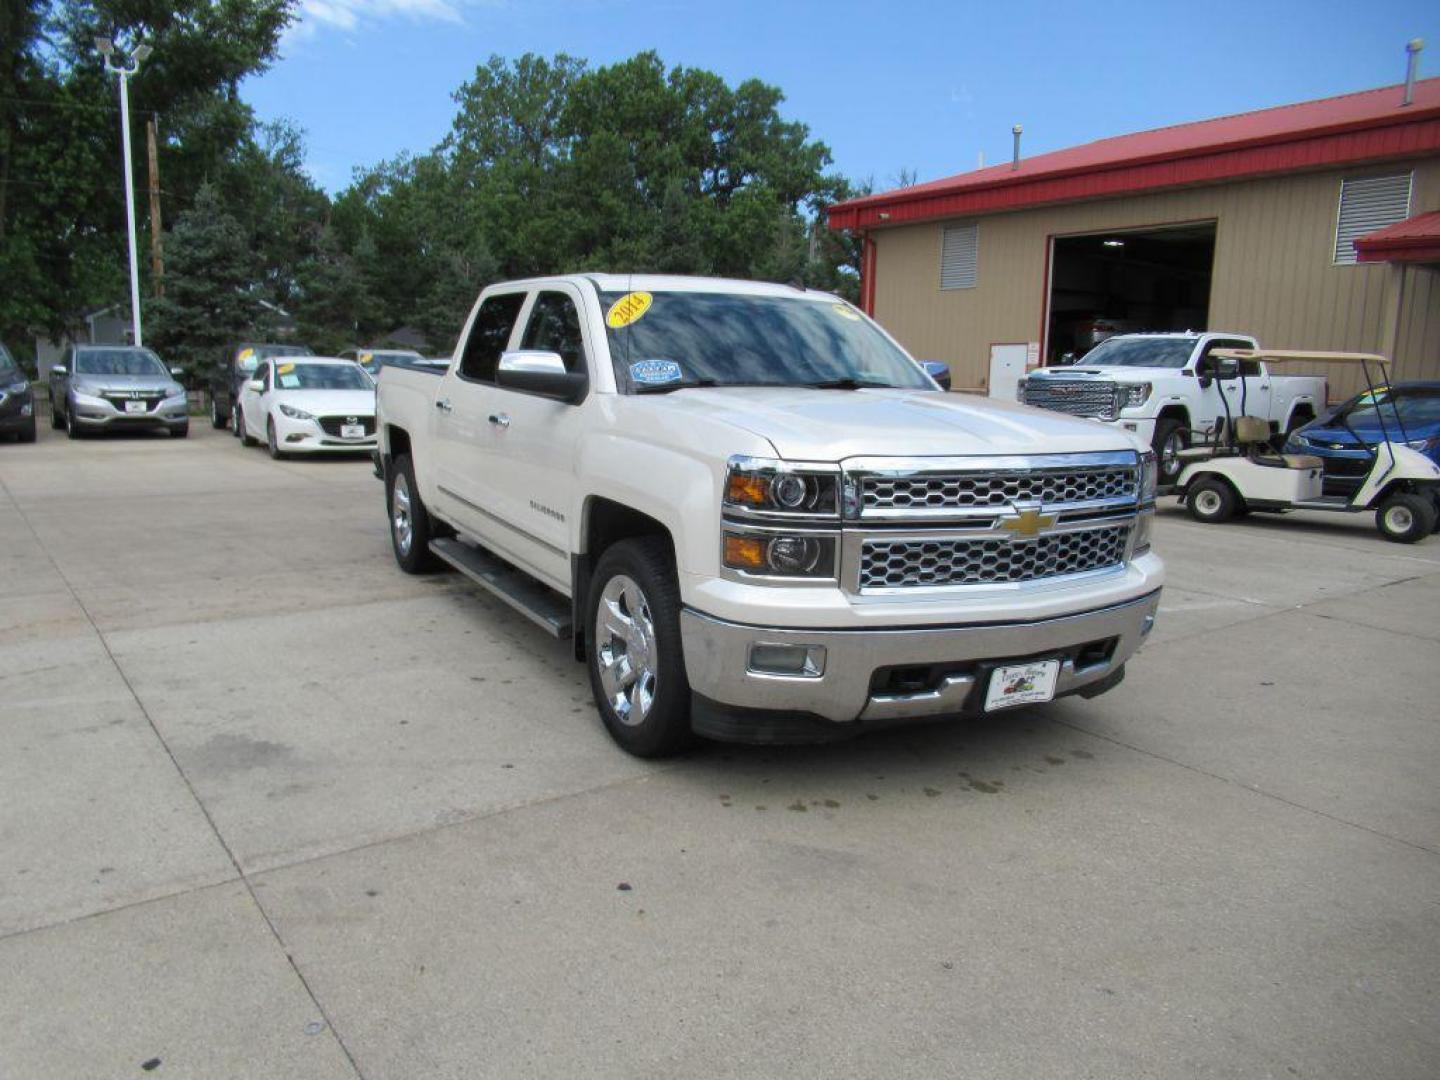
[832, 303, 862, 322]
[606, 292, 653, 329]
[277, 362, 296, 375]
[237, 347, 255, 362]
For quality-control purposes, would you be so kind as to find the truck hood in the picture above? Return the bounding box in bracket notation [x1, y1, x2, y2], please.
[1027, 366, 1163, 382]
[649, 387, 1145, 461]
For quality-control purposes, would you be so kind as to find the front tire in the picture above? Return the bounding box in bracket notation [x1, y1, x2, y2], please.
[1153, 418, 1189, 486]
[210, 397, 227, 429]
[65, 405, 84, 440]
[266, 418, 284, 459]
[1376, 492, 1437, 544]
[586, 538, 694, 758]
[18, 418, 37, 443]
[386, 453, 443, 573]
[1187, 476, 1241, 523]
[238, 406, 258, 446]
[50, 402, 63, 430]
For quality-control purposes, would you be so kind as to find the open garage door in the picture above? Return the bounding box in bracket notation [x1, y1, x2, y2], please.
[1046, 223, 1216, 364]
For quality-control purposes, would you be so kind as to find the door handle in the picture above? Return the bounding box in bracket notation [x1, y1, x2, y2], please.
[488, 413, 510, 429]
[435, 398, 452, 413]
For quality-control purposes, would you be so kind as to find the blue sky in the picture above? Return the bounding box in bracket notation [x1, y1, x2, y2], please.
[243, 0, 1439, 195]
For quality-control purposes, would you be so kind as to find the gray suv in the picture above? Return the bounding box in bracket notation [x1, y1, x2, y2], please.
[0, 343, 37, 443]
[50, 345, 189, 439]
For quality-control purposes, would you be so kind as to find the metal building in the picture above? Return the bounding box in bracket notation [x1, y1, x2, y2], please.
[828, 78, 1440, 402]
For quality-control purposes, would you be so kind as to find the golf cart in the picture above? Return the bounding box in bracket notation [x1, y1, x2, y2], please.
[1175, 350, 1440, 544]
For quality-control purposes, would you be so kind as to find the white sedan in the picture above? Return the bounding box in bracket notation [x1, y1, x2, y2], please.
[236, 356, 377, 458]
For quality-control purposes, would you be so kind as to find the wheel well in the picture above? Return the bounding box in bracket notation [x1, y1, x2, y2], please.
[573, 498, 674, 659]
[386, 424, 411, 464]
[1156, 405, 1190, 427]
[1186, 471, 1242, 502]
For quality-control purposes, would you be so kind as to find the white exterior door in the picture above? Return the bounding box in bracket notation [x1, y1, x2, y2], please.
[988, 344, 1029, 400]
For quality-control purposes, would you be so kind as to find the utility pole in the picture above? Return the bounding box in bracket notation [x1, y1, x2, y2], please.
[146, 116, 164, 297]
[95, 36, 151, 347]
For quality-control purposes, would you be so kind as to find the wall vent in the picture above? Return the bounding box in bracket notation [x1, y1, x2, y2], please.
[940, 222, 978, 289]
[1334, 174, 1412, 265]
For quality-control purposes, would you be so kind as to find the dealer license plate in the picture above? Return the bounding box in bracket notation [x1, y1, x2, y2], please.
[341, 423, 366, 439]
[124, 400, 147, 414]
[984, 659, 1060, 712]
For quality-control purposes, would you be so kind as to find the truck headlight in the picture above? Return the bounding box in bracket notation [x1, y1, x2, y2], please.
[279, 403, 315, 421]
[724, 457, 839, 518]
[1122, 383, 1152, 408]
[1138, 450, 1158, 502]
[723, 530, 837, 579]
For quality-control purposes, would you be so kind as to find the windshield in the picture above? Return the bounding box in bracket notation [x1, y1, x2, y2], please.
[0, 345, 18, 381]
[75, 349, 167, 377]
[599, 290, 933, 393]
[1337, 388, 1440, 428]
[1080, 338, 1196, 369]
[274, 362, 373, 391]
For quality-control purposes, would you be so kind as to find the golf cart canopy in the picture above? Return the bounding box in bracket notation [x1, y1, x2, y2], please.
[1210, 349, 1388, 366]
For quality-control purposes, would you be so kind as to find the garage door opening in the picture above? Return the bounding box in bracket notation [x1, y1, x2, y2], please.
[1046, 222, 1216, 364]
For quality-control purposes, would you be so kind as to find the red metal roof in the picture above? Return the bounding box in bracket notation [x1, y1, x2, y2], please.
[828, 79, 1440, 231]
[1354, 209, 1440, 263]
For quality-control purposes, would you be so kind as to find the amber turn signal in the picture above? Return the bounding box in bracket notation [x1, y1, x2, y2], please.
[723, 534, 768, 570]
[725, 472, 771, 507]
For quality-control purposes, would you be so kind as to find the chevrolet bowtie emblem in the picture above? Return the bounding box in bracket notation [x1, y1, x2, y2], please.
[997, 508, 1056, 538]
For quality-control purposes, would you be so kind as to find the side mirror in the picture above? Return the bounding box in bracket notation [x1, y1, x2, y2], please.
[919, 360, 951, 391]
[496, 350, 587, 403]
[245, 379, 264, 393]
[51, 364, 66, 377]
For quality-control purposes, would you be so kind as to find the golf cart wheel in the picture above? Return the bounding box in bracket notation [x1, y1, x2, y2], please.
[1187, 477, 1240, 524]
[1153, 418, 1190, 486]
[1376, 492, 1437, 544]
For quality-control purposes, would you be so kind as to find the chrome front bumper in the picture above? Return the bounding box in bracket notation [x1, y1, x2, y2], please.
[680, 589, 1160, 727]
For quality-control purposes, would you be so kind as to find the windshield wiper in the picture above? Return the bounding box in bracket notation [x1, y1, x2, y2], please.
[802, 378, 895, 390]
[632, 377, 722, 395]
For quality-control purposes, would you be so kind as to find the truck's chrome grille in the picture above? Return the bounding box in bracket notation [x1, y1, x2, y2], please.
[1021, 379, 1118, 419]
[858, 524, 1130, 590]
[862, 466, 1136, 512]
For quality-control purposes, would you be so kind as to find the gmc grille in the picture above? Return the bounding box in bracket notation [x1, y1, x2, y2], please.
[1022, 379, 1119, 419]
[859, 524, 1130, 590]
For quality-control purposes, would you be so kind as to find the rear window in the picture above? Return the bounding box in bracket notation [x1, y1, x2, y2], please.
[458, 293, 526, 383]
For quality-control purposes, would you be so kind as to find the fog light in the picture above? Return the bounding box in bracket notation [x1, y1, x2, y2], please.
[748, 642, 826, 677]
[1141, 614, 1156, 637]
[285, 433, 305, 443]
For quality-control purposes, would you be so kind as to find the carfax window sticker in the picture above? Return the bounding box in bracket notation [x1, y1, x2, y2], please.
[629, 359, 683, 386]
[606, 292, 653, 329]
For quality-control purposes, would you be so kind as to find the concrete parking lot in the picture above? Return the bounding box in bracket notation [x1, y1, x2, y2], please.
[2, 422, 1438, 1079]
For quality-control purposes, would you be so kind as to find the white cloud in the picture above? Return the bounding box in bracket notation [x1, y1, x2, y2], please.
[287, 0, 470, 42]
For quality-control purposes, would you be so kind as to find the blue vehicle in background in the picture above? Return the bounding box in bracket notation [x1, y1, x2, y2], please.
[1285, 381, 1440, 497]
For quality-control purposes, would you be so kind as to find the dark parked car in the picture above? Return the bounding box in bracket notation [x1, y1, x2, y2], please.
[1285, 381, 1440, 496]
[210, 342, 311, 431]
[49, 345, 189, 439]
[339, 348, 425, 378]
[0, 342, 37, 443]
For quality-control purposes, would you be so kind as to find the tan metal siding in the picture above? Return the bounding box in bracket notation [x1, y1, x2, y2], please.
[870, 158, 1440, 401]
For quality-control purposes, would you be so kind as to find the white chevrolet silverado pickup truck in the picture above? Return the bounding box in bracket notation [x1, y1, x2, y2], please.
[376, 275, 1164, 756]
[1020, 332, 1327, 483]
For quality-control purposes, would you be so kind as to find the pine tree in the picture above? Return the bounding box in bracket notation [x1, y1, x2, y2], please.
[148, 183, 263, 376]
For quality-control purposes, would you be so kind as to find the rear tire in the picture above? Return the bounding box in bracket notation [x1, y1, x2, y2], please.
[1153, 418, 1189, 486]
[1376, 492, 1436, 544]
[586, 537, 695, 758]
[1187, 476, 1240, 523]
[238, 406, 258, 446]
[386, 453, 443, 573]
[210, 397, 227, 429]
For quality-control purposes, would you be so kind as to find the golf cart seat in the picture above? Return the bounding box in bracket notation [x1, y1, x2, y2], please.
[1232, 415, 1322, 470]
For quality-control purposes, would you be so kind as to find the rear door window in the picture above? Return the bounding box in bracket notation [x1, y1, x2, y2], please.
[458, 292, 527, 383]
[519, 291, 587, 374]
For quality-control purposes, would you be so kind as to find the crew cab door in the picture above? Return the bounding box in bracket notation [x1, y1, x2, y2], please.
[480, 286, 592, 590]
[430, 289, 527, 546]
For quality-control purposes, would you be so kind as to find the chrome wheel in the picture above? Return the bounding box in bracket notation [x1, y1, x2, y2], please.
[1384, 504, 1414, 533]
[391, 472, 414, 556]
[1161, 429, 1184, 477]
[1194, 488, 1223, 517]
[594, 574, 658, 727]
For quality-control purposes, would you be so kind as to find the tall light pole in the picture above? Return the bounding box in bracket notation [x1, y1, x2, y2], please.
[95, 36, 152, 347]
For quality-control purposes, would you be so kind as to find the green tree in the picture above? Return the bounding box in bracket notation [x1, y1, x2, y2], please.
[148, 183, 262, 373]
